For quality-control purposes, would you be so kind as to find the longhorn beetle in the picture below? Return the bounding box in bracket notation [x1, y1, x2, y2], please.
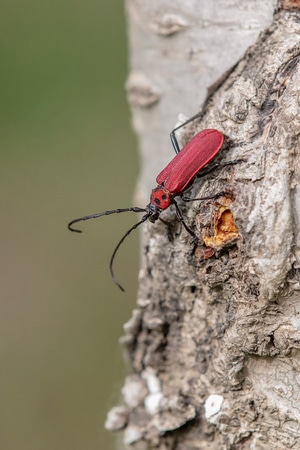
[68, 114, 235, 291]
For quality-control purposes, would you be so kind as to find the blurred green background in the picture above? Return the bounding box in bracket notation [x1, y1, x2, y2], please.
[0, 1, 138, 449]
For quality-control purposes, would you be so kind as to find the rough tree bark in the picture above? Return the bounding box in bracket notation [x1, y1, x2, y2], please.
[106, 1, 300, 449]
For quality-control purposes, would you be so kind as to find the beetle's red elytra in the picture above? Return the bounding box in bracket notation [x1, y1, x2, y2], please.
[68, 120, 227, 291]
[151, 129, 224, 210]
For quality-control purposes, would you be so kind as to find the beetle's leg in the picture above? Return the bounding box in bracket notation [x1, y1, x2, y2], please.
[195, 158, 246, 180]
[173, 199, 197, 239]
[169, 62, 241, 154]
[181, 159, 245, 202]
[181, 191, 229, 202]
[170, 111, 204, 154]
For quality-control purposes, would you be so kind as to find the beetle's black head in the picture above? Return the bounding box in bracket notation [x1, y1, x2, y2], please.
[145, 203, 161, 223]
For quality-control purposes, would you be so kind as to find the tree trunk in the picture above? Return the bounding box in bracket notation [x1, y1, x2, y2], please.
[106, 2, 300, 449]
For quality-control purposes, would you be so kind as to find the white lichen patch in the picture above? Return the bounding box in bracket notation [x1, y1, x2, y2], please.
[144, 392, 164, 415]
[105, 406, 129, 431]
[141, 368, 164, 415]
[204, 394, 224, 420]
[123, 425, 143, 445]
[141, 367, 161, 394]
[122, 375, 148, 408]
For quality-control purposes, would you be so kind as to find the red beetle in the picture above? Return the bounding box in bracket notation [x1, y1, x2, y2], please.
[68, 123, 225, 291]
[150, 129, 223, 215]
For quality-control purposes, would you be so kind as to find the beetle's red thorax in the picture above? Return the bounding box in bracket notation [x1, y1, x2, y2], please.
[150, 186, 172, 210]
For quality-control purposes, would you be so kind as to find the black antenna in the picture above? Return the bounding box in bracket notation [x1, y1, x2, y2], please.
[68, 207, 147, 232]
[68, 207, 149, 291]
[109, 214, 150, 292]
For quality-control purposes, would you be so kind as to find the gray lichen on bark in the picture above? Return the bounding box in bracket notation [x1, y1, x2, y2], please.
[107, 5, 300, 450]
